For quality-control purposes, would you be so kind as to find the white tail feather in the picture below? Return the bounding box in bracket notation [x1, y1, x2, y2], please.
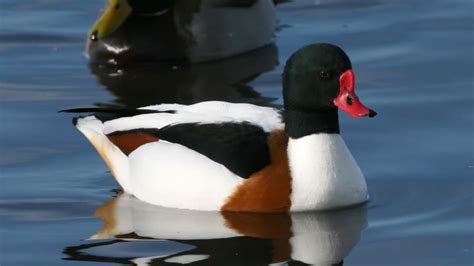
[75, 116, 131, 193]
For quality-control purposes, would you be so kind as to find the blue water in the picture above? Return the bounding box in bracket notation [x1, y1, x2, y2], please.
[1, 0, 473, 265]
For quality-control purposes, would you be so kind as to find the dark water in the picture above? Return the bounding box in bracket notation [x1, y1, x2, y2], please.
[1, 0, 473, 265]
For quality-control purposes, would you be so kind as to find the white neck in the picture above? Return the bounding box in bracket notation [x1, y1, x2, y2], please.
[287, 134, 368, 211]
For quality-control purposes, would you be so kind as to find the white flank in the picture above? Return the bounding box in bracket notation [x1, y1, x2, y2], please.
[288, 134, 368, 211]
[128, 141, 244, 211]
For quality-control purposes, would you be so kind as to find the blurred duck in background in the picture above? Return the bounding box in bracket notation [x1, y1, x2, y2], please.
[86, 0, 277, 65]
[64, 192, 367, 266]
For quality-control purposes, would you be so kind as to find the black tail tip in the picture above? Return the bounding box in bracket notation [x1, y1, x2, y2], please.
[72, 117, 79, 126]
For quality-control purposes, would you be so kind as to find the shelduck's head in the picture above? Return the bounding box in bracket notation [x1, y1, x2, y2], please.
[283, 43, 376, 137]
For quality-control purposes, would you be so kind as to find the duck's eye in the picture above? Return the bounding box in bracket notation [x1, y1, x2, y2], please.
[114, 3, 121, 10]
[346, 95, 353, 105]
[319, 70, 330, 79]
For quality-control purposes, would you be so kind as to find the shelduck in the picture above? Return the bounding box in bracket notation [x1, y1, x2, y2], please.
[68, 43, 377, 212]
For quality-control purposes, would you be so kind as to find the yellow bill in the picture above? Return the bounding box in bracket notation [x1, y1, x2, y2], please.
[89, 0, 132, 41]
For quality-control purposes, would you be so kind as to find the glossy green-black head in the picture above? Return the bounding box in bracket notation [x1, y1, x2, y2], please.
[282, 43, 376, 137]
[283, 43, 376, 117]
[283, 43, 351, 111]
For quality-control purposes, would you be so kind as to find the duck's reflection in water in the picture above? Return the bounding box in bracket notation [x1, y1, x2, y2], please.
[64, 193, 367, 265]
[90, 44, 279, 108]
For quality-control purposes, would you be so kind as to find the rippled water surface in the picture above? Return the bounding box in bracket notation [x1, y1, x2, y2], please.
[1, 0, 473, 265]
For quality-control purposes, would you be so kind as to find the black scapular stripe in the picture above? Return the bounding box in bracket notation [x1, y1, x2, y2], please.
[158, 122, 271, 178]
[61, 107, 175, 123]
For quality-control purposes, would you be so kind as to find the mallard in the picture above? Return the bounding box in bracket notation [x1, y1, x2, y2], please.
[86, 0, 276, 64]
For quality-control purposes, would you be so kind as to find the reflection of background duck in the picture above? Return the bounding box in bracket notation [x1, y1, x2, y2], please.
[87, 0, 277, 65]
[63, 193, 367, 265]
[90, 44, 279, 108]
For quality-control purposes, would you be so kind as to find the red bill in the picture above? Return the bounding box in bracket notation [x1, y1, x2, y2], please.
[333, 69, 377, 118]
